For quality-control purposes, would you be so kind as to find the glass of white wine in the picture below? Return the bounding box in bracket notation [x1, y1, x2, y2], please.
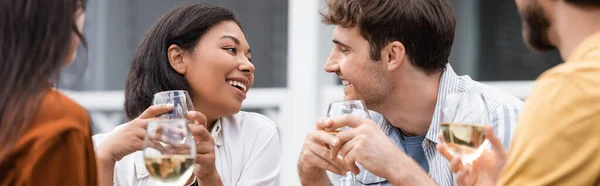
[327, 100, 371, 186]
[439, 92, 491, 165]
[143, 119, 196, 186]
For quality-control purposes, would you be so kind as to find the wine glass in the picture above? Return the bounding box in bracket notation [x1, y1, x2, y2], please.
[153, 90, 194, 120]
[143, 119, 196, 186]
[327, 100, 371, 186]
[439, 92, 492, 165]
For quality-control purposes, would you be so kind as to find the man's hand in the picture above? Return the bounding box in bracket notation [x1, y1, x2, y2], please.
[327, 114, 436, 186]
[436, 126, 507, 186]
[297, 118, 348, 186]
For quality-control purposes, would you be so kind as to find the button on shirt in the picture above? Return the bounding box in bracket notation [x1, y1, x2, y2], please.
[354, 65, 523, 186]
[93, 111, 281, 186]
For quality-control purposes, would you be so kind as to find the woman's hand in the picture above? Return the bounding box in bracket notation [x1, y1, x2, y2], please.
[186, 111, 223, 186]
[96, 104, 174, 162]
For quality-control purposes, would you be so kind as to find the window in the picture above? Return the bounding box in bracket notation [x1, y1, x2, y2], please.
[61, 0, 288, 91]
[450, 0, 561, 81]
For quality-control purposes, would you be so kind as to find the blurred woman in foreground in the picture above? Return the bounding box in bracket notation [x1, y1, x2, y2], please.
[0, 0, 98, 185]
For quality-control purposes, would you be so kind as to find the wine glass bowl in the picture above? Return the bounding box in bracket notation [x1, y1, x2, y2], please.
[327, 100, 371, 120]
[326, 100, 370, 186]
[143, 119, 196, 186]
[153, 90, 194, 120]
[439, 92, 491, 164]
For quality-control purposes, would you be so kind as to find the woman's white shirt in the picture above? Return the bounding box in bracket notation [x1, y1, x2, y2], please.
[93, 111, 281, 186]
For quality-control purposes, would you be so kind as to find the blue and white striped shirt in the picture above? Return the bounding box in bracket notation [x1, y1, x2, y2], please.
[355, 65, 523, 186]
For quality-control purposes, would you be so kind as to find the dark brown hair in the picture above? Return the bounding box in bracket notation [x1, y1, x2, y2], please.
[0, 0, 87, 161]
[124, 3, 240, 120]
[322, 0, 456, 73]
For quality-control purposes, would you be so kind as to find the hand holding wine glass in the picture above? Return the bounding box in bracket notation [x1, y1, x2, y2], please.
[297, 119, 349, 185]
[325, 100, 371, 186]
[438, 92, 494, 164]
[300, 100, 435, 186]
[143, 119, 196, 186]
[325, 113, 430, 185]
[437, 126, 508, 186]
[95, 104, 175, 163]
[436, 92, 507, 186]
[326, 100, 436, 186]
[151, 90, 221, 185]
[152, 90, 195, 121]
[186, 111, 221, 184]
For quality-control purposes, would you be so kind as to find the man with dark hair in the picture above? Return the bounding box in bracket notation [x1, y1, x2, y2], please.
[439, 0, 600, 185]
[297, 0, 523, 185]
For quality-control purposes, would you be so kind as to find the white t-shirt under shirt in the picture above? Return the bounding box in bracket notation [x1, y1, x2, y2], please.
[93, 111, 281, 186]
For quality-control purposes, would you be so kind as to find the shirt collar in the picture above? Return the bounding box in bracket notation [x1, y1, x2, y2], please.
[211, 119, 224, 147]
[425, 64, 461, 144]
[376, 64, 461, 145]
[567, 31, 600, 62]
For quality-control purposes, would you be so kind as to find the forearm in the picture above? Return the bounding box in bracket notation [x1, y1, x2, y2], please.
[390, 172, 437, 186]
[388, 161, 437, 186]
[298, 168, 331, 186]
[198, 174, 223, 186]
[97, 154, 116, 186]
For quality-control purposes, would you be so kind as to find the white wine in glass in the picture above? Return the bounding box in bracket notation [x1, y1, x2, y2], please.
[440, 92, 492, 164]
[144, 155, 195, 182]
[440, 122, 487, 154]
[327, 129, 342, 136]
[143, 119, 196, 186]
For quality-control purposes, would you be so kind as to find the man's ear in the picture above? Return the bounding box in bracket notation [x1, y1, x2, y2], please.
[383, 41, 406, 71]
